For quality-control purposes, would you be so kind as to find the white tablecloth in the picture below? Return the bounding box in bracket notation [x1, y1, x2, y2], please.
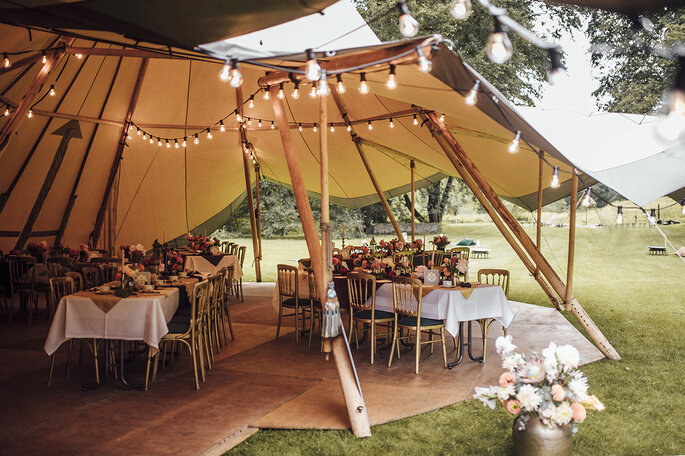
[369, 283, 514, 337]
[184, 254, 243, 278]
[44, 287, 179, 355]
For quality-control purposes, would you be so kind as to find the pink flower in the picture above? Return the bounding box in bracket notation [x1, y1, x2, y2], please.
[397, 242, 404, 250]
[499, 372, 515, 387]
[115, 272, 122, 281]
[361, 260, 368, 269]
[332, 257, 341, 266]
[571, 402, 586, 422]
[505, 400, 521, 415]
[552, 384, 565, 401]
[444, 269, 451, 276]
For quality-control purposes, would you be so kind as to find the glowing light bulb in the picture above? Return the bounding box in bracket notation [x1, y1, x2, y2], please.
[142, 133, 147, 140]
[49, 85, 55, 96]
[465, 81, 480, 106]
[439, 113, 445, 122]
[206, 129, 213, 139]
[292, 81, 300, 99]
[298, 123, 303, 132]
[182, 138, 187, 147]
[149, 137, 154, 144]
[388, 118, 394, 129]
[228, 60, 243, 87]
[271, 121, 275, 130]
[263, 87, 270, 100]
[449, 0, 471, 19]
[194, 134, 199, 145]
[175, 140, 179, 148]
[248, 96, 255, 108]
[220, 121, 226, 132]
[41, 52, 47, 64]
[277, 83, 285, 99]
[76, 53, 83, 59]
[508, 131, 521, 154]
[582, 188, 592, 207]
[235, 112, 242, 123]
[486, 20, 513, 64]
[330, 123, 335, 132]
[656, 86, 685, 141]
[310, 84, 317, 98]
[387, 65, 397, 89]
[415, 46, 432, 73]
[4, 107, 10, 116]
[359, 73, 369, 94]
[247, 118, 252, 126]
[305, 49, 322, 82]
[368, 121, 373, 130]
[258, 119, 262, 127]
[157, 138, 162, 147]
[336, 74, 346, 94]
[219, 63, 230, 81]
[616, 207, 623, 225]
[137, 128, 141, 136]
[346, 124, 352, 132]
[166, 140, 170, 148]
[397, 2, 419, 38]
[3, 53, 10, 68]
[550, 166, 560, 188]
[413, 115, 418, 126]
[27, 109, 33, 118]
[316, 71, 330, 97]
[313, 123, 317, 132]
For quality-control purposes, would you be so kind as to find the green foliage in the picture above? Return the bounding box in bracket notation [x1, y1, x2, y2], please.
[586, 7, 685, 113]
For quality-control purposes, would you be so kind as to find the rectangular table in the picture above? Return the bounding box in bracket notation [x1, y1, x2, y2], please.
[184, 254, 243, 278]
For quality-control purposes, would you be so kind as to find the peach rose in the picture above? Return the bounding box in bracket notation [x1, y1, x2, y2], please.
[552, 384, 565, 401]
[505, 400, 521, 415]
[571, 402, 586, 422]
[499, 372, 515, 387]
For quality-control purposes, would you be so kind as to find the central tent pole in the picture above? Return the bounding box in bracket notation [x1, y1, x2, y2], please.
[270, 87, 370, 437]
[536, 151, 544, 277]
[566, 170, 578, 306]
[254, 161, 263, 281]
[410, 160, 415, 242]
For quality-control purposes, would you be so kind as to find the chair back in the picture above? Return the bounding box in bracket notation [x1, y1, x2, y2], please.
[223, 265, 235, 300]
[191, 280, 211, 334]
[449, 246, 470, 261]
[78, 263, 101, 288]
[392, 251, 414, 270]
[208, 269, 225, 306]
[391, 276, 423, 318]
[90, 257, 121, 264]
[237, 246, 246, 267]
[346, 272, 376, 313]
[228, 244, 238, 255]
[306, 269, 320, 301]
[65, 271, 84, 291]
[276, 264, 298, 299]
[477, 269, 510, 298]
[100, 264, 117, 283]
[428, 251, 444, 267]
[49, 277, 74, 316]
[46, 260, 65, 278]
[221, 241, 233, 253]
[332, 248, 342, 256]
[8, 255, 36, 288]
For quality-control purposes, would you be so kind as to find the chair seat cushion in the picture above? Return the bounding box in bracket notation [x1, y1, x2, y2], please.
[167, 320, 191, 334]
[281, 297, 298, 307]
[353, 309, 394, 321]
[397, 315, 444, 328]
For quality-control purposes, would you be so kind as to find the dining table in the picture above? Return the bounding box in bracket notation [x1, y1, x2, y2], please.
[184, 253, 243, 278]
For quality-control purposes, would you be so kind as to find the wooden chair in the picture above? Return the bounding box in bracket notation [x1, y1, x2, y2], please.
[477, 269, 510, 362]
[220, 241, 233, 254]
[65, 271, 84, 291]
[235, 246, 246, 301]
[220, 265, 235, 343]
[207, 270, 227, 361]
[347, 272, 394, 364]
[392, 251, 414, 272]
[154, 279, 210, 390]
[388, 276, 447, 374]
[228, 244, 238, 256]
[306, 269, 322, 349]
[78, 263, 101, 288]
[46, 258, 66, 278]
[47, 277, 74, 387]
[7, 255, 38, 324]
[275, 264, 303, 343]
[448, 247, 470, 282]
[99, 264, 117, 283]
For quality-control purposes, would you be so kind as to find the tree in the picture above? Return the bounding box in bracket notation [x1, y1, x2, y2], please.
[586, 8, 685, 113]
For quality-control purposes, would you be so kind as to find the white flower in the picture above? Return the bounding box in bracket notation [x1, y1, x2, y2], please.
[517, 384, 542, 411]
[496, 335, 517, 355]
[541, 342, 559, 381]
[556, 344, 580, 370]
[551, 402, 573, 425]
[568, 377, 589, 401]
[540, 404, 556, 424]
[496, 384, 516, 401]
[474, 386, 497, 409]
[135, 243, 145, 252]
[502, 352, 524, 370]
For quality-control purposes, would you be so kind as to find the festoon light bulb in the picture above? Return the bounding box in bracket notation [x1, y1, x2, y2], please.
[449, 0, 472, 20]
[336, 74, 346, 93]
[359, 73, 369, 94]
[387, 65, 397, 89]
[508, 131, 521, 154]
[465, 81, 480, 106]
[316, 70, 330, 97]
[305, 49, 322, 82]
[397, 1, 419, 38]
[550, 167, 560, 189]
[616, 206, 623, 225]
[416, 47, 432, 73]
[486, 18, 513, 64]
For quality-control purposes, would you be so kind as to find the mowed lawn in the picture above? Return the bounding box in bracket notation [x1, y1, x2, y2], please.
[228, 222, 685, 455]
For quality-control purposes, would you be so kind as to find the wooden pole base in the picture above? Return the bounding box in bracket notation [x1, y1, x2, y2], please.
[332, 336, 372, 438]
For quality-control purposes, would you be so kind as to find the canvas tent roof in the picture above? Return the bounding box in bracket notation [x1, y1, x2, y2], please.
[0, 16, 582, 251]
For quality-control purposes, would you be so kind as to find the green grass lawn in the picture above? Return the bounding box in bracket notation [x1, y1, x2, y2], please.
[227, 221, 685, 455]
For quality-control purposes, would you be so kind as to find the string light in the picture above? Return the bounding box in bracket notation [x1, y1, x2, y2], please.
[75, 53, 83, 59]
[3, 53, 10, 68]
[41, 52, 47, 64]
[305, 49, 322, 82]
[317, 70, 330, 97]
[219, 120, 226, 132]
[182, 138, 187, 147]
[292, 81, 300, 99]
[309, 82, 317, 98]
[194, 134, 199, 144]
[336, 74, 346, 93]
[228, 60, 243, 87]
[330, 123, 335, 132]
[413, 114, 418, 125]
[206, 128, 213, 139]
[248, 96, 255, 108]
[277, 83, 285, 99]
[166, 140, 171, 148]
[298, 123, 303, 132]
[439, 113, 445, 122]
[258, 119, 262, 127]
[389, 118, 395, 128]
[263, 86, 270, 100]
[416, 46, 432, 73]
[550, 166, 560, 188]
[465, 81, 480, 106]
[547, 47, 566, 85]
[4, 107, 10, 116]
[235, 111, 242, 123]
[397, 1, 419, 38]
[368, 120, 373, 130]
[313, 123, 317, 132]
[27, 109, 33, 118]
[616, 206, 623, 224]
[149, 137, 154, 144]
[142, 133, 147, 140]
[175, 139, 179, 148]
[449, 0, 472, 20]
[49, 85, 55, 96]
[346, 123, 352, 132]
[271, 121, 275, 130]
[247, 118, 252, 126]
[508, 131, 521, 153]
[157, 138, 162, 147]
[486, 17, 513, 64]
[359, 73, 369, 94]
[582, 188, 592, 207]
[387, 65, 397, 89]
[137, 127, 141, 136]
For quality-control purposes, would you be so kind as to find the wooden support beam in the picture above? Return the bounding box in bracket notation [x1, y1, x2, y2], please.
[331, 92, 405, 243]
[56, 57, 124, 246]
[236, 87, 262, 282]
[424, 110, 620, 360]
[0, 52, 43, 76]
[64, 47, 197, 60]
[254, 162, 263, 281]
[91, 58, 149, 247]
[410, 160, 415, 242]
[566, 171, 578, 306]
[271, 88, 370, 438]
[0, 38, 73, 155]
[536, 151, 544, 277]
[319, 95, 330, 304]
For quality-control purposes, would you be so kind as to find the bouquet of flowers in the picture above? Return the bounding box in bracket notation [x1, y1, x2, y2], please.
[26, 241, 49, 262]
[442, 256, 468, 282]
[127, 244, 146, 265]
[474, 336, 604, 433]
[405, 239, 423, 253]
[166, 252, 184, 273]
[332, 255, 349, 275]
[433, 235, 449, 251]
[186, 234, 220, 253]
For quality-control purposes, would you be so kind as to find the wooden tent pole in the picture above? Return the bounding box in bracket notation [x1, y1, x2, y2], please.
[271, 87, 371, 438]
[56, 57, 124, 246]
[410, 160, 415, 242]
[331, 92, 404, 243]
[92, 58, 149, 247]
[536, 151, 544, 277]
[319, 95, 330, 302]
[236, 87, 262, 282]
[424, 111, 619, 360]
[254, 161, 263, 281]
[0, 37, 73, 155]
[566, 171, 578, 306]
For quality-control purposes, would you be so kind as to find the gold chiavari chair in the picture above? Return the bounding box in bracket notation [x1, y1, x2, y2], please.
[306, 269, 322, 349]
[78, 263, 101, 289]
[347, 272, 394, 364]
[275, 264, 302, 342]
[427, 250, 444, 268]
[220, 241, 233, 254]
[388, 276, 447, 374]
[477, 269, 510, 362]
[235, 246, 246, 301]
[220, 265, 235, 344]
[99, 264, 117, 283]
[207, 270, 226, 360]
[448, 247, 470, 282]
[228, 243, 238, 256]
[7, 255, 38, 324]
[65, 271, 84, 291]
[47, 277, 74, 387]
[392, 251, 414, 272]
[153, 279, 210, 390]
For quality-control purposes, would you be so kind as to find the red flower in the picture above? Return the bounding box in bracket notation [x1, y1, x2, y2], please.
[361, 260, 368, 269]
[388, 270, 396, 278]
[339, 267, 349, 274]
[115, 272, 122, 280]
[332, 257, 341, 266]
[360, 246, 369, 254]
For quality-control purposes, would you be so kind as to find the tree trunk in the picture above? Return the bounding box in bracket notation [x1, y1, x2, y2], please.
[403, 194, 427, 223]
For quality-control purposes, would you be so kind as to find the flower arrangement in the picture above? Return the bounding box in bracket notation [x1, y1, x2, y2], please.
[166, 252, 184, 273]
[332, 255, 349, 275]
[124, 244, 146, 265]
[433, 235, 449, 251]
[474, 336, 604, 433]
[26, 241, 49, 262]
[442, 256, 468, 282]
[405, 239, 423, 253]
[186, 234, 220, 253]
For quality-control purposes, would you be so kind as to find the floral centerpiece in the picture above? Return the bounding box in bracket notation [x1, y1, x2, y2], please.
[186, 233, 220, 253]
[332, 255, 349, 275]
[26, 241, 49, 262]
[121, 244, 146, 267]
[474, 336, 604, 437]
[433, 235, 449, 251]
[441, 256, 468, 283]
[405, 239, 423, 253]
[166, 252, 184, 274]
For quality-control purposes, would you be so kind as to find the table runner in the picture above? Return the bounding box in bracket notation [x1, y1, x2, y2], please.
[198, 254, 224, 267]
[415, 283, 482, 300]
